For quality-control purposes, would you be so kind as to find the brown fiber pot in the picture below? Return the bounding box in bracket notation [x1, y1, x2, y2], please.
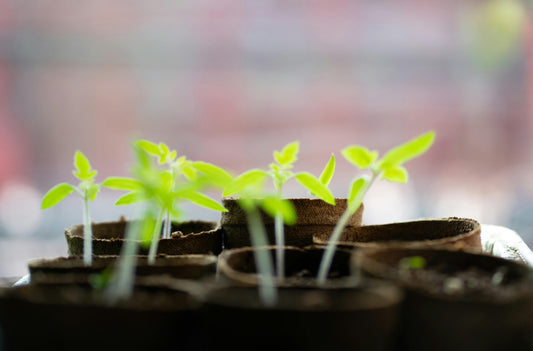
[313, 217, 482, 252]
[27, 254, 217, 285]
[220, 197, 364, 249]
[201, 283, 403, 351]
[65, 218, 223, 256]
[356, 247, 533, 351]
[0, 277, 204, 351]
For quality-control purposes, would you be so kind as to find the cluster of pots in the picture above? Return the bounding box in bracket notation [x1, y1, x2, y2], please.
[1, 198, 533, 351]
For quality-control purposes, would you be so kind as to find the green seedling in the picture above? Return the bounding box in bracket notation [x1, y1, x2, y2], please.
[224, 141, 336, 278]
[102, 139, 230, 264]
[317, 131, 436, 285]
[41, 151, 103, 266]
[399, 256, 427, 270]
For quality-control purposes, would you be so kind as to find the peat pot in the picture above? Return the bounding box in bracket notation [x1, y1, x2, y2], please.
[65, 218, 223, 256]
[356, 247, 533, 351]
[0, 277, 204, 351]
[313, 217, 482, 252]
[220, 197, 364, 249]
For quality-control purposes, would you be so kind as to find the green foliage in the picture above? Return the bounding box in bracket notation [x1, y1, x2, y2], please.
[41, 183, 76, 209]
[319, 154, 336, 186]
[399, 256, 427, 270]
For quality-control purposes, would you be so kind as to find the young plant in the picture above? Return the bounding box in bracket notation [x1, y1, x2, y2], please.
[317, 131, 436, 285]
[41, 151, 103, 266]
[224, 141, 336, 278]
[102, 139, 230, 264]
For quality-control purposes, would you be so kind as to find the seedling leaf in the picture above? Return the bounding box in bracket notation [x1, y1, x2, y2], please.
[342, 146, 378, 169]
[261, 197, 297, 225]
[102, 177, 143, 191]
[180, 191, 228, 212]
[382, 166, 409, 183]
[275, 141, 299, 165]
[115, 192, 146, 206]
[73, 151, 97, 181]
[87, 184, 100, 201]
[295, 172, 335, 205]
[223, 169, 268, 196]
[136, 140, 161, 157]
[348, 176, 369, 209]
[41, 183, 76, 209]
[378, 131, 435, 169]
[319, 154, 336, 186]
[400, 256, 427, 270]
[192, 161, 233, 188]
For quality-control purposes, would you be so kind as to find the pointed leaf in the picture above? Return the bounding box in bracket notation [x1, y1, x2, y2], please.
[87, 184, 100, 201]
[382, 166, 409, 183]
[295, 172, 335, 205]
[275, 141, 299, 165]
[348, 176, 369, 209]
[136, 140, 161, 156]
[73, 151, 96, 181]
[180, 191, 228, 212]
[102, 177, 143, 191]
[192, 161, 233, 188]
[261, 197, 297, 225]
[41, 183, 76, 209]
[223, 169, 268, 196]
[342, 146, 378, 169]
[378, 131, 435, 169]
[319, 154, 336, 185]
[115, 192, 147, 206]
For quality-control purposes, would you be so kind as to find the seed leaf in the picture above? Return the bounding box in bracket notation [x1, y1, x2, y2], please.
[342, 146, 378, 169]
[295, 172, 335, 205]
[102, 177, 143, 191]
[223, 169, 268, 196]
[180, 191, 228, 212]
[261, 197, 297, 225]
[192, 161, 233, 188]
[382, 165, 409, 183]
[348, 176, 369, 209]
[136, 140, 161, 157]
[87, 184, 100, 201]
[319, 154, 336, 185]
[115, 192, 146, 206]
[41, 183, 76, 209]
[378, 131, 435, 169]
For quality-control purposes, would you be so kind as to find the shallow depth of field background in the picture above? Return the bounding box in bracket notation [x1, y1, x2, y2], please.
[0, 0, 532, 277]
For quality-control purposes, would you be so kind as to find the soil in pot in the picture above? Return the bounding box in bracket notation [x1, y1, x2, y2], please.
[28, 254, 217, 285]
[356, 247, 533, 351]
[220, 197, 364, 249]
[201, 282, 403, 351]
[0, 277, 204, 351]
[65, 217, 223, 256]
[313, 217, 482, 252]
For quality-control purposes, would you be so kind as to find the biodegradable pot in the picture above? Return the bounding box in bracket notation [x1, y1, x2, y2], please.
[217, 245, 354, 287]
[201, 283, 403, 351]
[356, 247, 533, 351]
[313, 217, 482, 252]
[0, 277, 204, 351]
[28, 254, 217, 285]
[65, 218, 223, 256]
[220, 197, 364, 249]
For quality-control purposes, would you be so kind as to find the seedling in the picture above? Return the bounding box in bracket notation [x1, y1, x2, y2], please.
[317, 131, 436, 285]
[102, 139, 230, 264]
[41, 151, 103, 266]
[224, 141, 336, 278]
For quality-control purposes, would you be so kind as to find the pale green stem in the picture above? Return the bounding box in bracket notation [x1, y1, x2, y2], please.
[246, 207, 277, 306]
[163, 210, 171, 239]
[274, 212, 285, 279]
[83, 194, 92, 266]
[104, 217, 142, 303]
[317, 171, 379, 285]
[148, 210, 165, 264]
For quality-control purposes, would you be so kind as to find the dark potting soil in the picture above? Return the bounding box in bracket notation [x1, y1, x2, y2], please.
[401, 264, 533, 302]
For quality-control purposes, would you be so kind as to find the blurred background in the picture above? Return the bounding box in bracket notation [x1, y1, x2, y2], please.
[0, 0, 532, 277]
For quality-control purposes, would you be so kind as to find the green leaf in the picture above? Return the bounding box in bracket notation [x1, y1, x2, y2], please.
[115, 192, 146, 206]
[382, 166, 409, 183]
[319, 154, 336, 186]
[136, 140, 161, 156]
[180, 191, 228, 212]
[400, 256, 427, 270]
[261, 197, 297, 225]
[87, 184, 100, 201]
[73, 151, 97, 181]
[274, 141, 299, 165]
[378, 131, 436, 169]
[348, 176, 369, 209]
[102, 177, 143, 191]
[295, 172, 335, 205]
[342, 146, 378, 169]
[41, 183, 76, 209]
[223, 169, 268, 196]
[182, 166, 197, 181]
[192, 161, 233, 188]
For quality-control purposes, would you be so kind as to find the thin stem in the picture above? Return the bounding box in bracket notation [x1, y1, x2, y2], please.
[246, 207, 277, 306]
[274, 211, 285, 279]
[83, 194, 92, 266]
[163, 210, 171, 239]
[148, 210, 165, 264]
